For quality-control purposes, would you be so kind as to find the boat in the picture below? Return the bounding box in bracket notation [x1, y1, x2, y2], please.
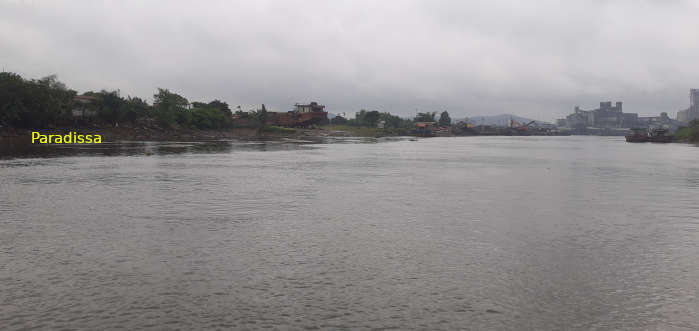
[625, 128, 648, 143]
[415, 122, 436, 137]
[648, 128, 672, 143]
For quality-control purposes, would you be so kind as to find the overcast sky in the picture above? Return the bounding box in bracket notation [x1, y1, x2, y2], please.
[2, 0, 698, 120]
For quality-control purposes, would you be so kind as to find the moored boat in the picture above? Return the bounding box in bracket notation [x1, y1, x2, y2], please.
[625, 128, 648, 143]
[648, 128, 672, 143]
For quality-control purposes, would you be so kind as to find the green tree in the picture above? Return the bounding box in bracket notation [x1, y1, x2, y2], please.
[352, 109, 368, 126]
[124, 96, 151, 123]
[97, 90, 126, 126]
[0, 72, 29, 126]
[415, 111, 436, 122]
[351, 109, 381, 127]
[687, 120, 699, 142]
[190, 100, 234, 129]
[253, 104, 268, 127]
[364, 110, 381, 127]
[379, 112, 412, 128]
[208, 99, 232, 116]
[331, 115, 348, 125]
[438, 111, 451, 126]
[0, 73, 75, 128]
[153, 88, 189, 128]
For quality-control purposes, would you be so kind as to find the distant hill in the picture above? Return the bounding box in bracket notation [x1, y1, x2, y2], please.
[455, 114, 550, 127]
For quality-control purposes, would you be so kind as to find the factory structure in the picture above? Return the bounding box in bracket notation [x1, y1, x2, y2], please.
[676, 89, 699, 123]
[558, 101, 637, 129]
[557, 99, 681, 134]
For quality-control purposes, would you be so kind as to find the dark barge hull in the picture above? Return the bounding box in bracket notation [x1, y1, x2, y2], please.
[648, 136, 673, 143]
[625, 135, 648, 143]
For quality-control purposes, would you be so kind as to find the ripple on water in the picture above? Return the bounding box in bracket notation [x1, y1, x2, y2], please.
[0, 137, 698, 330]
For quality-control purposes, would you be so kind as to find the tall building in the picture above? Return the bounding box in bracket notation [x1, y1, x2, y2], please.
[677, 89, 699, 123]
[562, 101, 637, 128]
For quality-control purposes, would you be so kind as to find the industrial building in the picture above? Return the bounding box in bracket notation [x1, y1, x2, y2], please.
[560, 101, 638, 129]
[676, 89, 699, 123]
[557, 100, 680, 134]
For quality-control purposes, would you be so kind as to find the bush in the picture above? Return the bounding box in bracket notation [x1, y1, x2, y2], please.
[675, 120, 699, 142]
[191, 107, 232, 129]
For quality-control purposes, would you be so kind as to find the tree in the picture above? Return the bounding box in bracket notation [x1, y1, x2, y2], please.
[364, 110, 381, 127]
[379, 112, 412, 128]
[0, 72, 29, 126]
[0, 72, 75, 128]
[124, 96, 150, 123]
[98, 90, 126, 126]
[153, 88, 188, 109]
[688, 119, 699, 142]
[208, 99, 232, 116]
[253, 104, 268, 127]
[331, 115, 348, 125]
[351, 109, 381, 127]
[352, 109, 368, 126]
[415, 111, 436, 122]
[153, 88, 189, 128]
[438, 111, 451, 126]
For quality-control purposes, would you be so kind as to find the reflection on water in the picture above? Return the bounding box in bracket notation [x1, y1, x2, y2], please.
[0, 136, 698, 330]
[0, 136, 403, 160]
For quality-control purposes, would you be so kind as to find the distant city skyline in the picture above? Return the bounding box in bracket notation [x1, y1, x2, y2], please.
[2, 0, 699, 122]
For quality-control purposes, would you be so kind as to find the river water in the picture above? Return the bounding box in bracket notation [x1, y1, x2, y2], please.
[1, 136, 698, 330]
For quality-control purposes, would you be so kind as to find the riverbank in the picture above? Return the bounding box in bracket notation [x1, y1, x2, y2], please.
[672, 123, 699, 143]
[8, 124, 696, 143]
[0, 124, 413, 142]
[1, 126, 258, 141]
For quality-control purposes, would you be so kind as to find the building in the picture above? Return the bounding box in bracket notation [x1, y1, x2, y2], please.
[266, 101, 328, 127]
[415, 122, 436, 136]
[638, 112, 679, 131]
[676, 89, 699, 123]
[560, 101, 638, 129]
[294, 102, 325, 113]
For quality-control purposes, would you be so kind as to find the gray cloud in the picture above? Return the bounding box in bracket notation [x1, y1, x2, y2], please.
[2, 0, 698, 120]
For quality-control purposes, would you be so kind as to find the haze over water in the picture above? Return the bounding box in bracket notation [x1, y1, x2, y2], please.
[1, 137, 698, 330]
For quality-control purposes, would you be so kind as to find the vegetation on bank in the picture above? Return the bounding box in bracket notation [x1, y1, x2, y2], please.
[1, 72, 457, 138]
[331, 109, 414, 128]
[328, 110, 452, 137]
[673, 120, 699, 143]
[0, 72, 266, 130]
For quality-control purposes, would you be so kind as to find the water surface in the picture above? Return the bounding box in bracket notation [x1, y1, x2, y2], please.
[1, 136, 697, 330]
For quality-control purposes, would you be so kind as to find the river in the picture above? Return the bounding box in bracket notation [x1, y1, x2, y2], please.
[1, 136, 697, 330]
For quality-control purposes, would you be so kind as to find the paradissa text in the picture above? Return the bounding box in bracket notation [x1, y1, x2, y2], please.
[32, 132, 102, 144]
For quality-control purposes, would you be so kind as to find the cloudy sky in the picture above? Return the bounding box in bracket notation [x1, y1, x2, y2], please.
[2, 0, 698, 120]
